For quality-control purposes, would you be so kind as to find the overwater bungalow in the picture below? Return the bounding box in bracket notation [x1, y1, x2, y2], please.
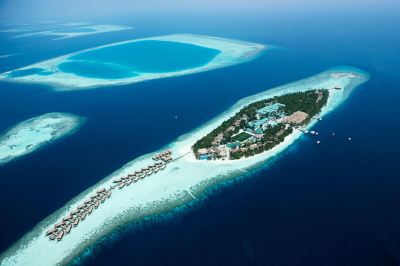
[97, 188, 106, 193]
[46, 228, 57, 235]
[73, 219, 79, 227]
[65, 224, 72, 234]
[55, 222, 63, 228]
[57, 231, 64, 241]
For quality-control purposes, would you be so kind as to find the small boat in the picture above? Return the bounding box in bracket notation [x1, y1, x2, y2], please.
[348, 137, 352, 141]
[316, 140, 321, 144]
[49, 234, 56, 240]
[107, 191, 112, 198]
[331, 133, 335, 137]
[119, 183, 125, 189]
[127, 179, 133, 186]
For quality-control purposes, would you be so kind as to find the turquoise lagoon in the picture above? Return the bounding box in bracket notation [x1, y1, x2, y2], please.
[0, 34, 266, 90]
[53, 28, 96, 33]
[58, 40, 220, 79]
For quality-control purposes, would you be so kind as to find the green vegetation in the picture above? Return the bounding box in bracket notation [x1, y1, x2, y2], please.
[192, 89, 329, 160]
[232, 132, 251, 142]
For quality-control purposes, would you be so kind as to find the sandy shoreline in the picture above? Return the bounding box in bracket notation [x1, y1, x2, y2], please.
[0, 112, 85, 165]
[0, 67, 369, 266]
[0, 34, 266, 90]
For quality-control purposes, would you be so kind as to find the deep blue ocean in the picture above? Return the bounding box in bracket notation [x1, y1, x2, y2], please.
[0, 9, 400, 266]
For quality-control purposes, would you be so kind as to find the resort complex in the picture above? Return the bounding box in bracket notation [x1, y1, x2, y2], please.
[192, 89, 329, 160]
[46, 150, 173, 242]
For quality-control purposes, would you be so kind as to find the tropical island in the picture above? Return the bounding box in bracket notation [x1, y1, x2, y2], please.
[0, 112, 85, 164]
[0, 68, 369, 266]
[193, 89, 329, 160]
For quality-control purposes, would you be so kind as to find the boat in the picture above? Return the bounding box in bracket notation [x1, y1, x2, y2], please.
[316, 140, 321, 144]
[49, 234, 56, 240]
[119, 183, 125, 189]
[127, 179, 133, 185]
[107, 191, 112, 198]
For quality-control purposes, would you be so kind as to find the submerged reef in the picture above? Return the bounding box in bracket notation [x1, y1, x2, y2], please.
[0, 112, 85, 164]
[0, 34, 266, 90]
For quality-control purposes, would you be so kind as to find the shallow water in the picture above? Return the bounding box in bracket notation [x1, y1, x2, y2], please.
[68, 40, 221, 74]
[0, 8, 399, 266]
[58, 61, 137, 79]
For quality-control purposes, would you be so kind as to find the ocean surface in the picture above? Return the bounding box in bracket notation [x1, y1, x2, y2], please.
[0, 9, 399, 266]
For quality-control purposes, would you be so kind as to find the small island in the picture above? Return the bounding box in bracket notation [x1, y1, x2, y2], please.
[192, 89, 329, 160]
[0, 112, 85, 164]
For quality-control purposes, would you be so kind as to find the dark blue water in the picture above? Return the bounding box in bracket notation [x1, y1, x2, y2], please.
[0, 8, 400, 266]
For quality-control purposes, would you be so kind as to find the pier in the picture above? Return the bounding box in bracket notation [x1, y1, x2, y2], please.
[46, 150, 176, 242]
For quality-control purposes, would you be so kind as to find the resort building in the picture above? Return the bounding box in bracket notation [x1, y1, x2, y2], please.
[256, 103, 286, 116]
